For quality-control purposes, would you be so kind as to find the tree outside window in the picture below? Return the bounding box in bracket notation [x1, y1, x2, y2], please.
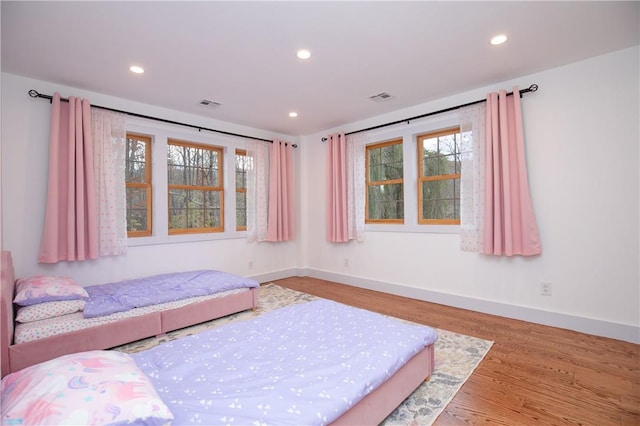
[417, 128, 465, 224]
[235, 149, 251, 231]
[366, 139, 404, 223]
[125, 133, 152, 237]
[167, 139, 223, 234]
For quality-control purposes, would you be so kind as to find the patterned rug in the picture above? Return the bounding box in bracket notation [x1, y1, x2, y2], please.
[115, 283, 493, 425]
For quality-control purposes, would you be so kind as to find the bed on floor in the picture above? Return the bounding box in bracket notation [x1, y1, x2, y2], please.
[1, 296, 438, 425]
[1, 251, 259, 375]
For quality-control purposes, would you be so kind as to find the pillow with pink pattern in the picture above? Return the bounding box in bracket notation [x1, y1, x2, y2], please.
[0, 350, 173, 426]
[13, 275, 89, 307]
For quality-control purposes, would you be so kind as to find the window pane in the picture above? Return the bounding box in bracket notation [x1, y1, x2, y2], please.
[126, 187, 148, 231]
[423, 198, 459, 220]
[235, 151, 248, 231]
[125, 138, 147, 183]
[168, 144, 220, 187]
[236, 192, 246, 228]
[423, 156, 440, 177]
[169, 189, 221, 230]
[368, 144, 403, 181]
[442, 154, 458, 175]
[439, 134, 458, 155]
[422, 179, 460, 220]
[368, 183, 403, 220]
[368, 148, 381, 166]
[366, 140, 404, 223]
[421, 133, 462, 177]
[418, 129, 463, 224]
[236, 166, 247, 189]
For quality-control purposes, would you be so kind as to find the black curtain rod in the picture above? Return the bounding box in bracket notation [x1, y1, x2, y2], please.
[28, 89, 298, 148]
[322, 84, 539, 141]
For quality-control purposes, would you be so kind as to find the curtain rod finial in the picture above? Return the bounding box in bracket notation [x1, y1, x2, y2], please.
[28, 89, 40, 98]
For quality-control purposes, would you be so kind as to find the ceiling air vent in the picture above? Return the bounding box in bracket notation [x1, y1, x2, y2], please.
[199, 99, 222, 108]
[369, 92, 392, 103]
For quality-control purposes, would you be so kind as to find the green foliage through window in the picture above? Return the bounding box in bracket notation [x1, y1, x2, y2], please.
[167, 140, 223, 233]
[418, 128, 464, 224]
[125, 134, 152, 236]
[366, 140, 404, 222]
[235, 150, 250, 230]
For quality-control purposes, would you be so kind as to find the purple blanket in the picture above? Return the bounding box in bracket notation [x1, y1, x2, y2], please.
[83, 270, 258, 318]
[132, 299, 438, 425]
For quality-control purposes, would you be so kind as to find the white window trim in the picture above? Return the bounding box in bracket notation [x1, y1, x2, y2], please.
[126, 119, 247, 247]
[362, 111, 461, 234]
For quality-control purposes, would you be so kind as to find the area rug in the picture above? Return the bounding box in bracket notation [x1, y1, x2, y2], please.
[115, 283, 493, 425]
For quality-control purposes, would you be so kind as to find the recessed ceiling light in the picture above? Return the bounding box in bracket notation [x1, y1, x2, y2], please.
[129, 65, 145, 74]
[289, 112, 298, 118]
[490, 34, 508, 46]
[296, 49, 311, 60]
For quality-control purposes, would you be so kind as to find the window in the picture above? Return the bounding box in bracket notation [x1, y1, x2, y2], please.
[235, 149, 250, 231]
[167, 139, 223, 234]
[125, 133, 152, 237]
[417, 127, 464, 224]
[366, 139, 404, 223]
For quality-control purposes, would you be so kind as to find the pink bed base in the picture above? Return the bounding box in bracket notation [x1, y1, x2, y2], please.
[1, 250, 436, 424]
[331, 344, 434, 425]
[1, 251, 259, 376]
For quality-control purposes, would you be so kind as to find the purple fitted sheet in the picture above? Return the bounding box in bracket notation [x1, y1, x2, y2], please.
[84, 270, 258, 318]
[132, 299, 438, 425]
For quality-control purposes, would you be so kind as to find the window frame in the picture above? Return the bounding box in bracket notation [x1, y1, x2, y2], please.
[125, 133, 153, 237]
[365, 138, 404, 224]
[417, 127, 462, 225]
[167, 138, 224, 235]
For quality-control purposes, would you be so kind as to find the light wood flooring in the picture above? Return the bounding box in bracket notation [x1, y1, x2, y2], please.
[273, 276, 640, 425]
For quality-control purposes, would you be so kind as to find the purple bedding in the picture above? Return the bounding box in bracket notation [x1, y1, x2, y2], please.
[132, 299, 438, 425]
[84, 270, 259, 318]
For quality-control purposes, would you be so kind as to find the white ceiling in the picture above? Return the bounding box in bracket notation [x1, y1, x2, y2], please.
[2, 1, 638, 137]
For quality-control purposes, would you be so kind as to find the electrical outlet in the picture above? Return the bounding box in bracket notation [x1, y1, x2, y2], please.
[540, 282, 552, 296]
[344, 258, 349, 267]
[248, 261, 254, 270]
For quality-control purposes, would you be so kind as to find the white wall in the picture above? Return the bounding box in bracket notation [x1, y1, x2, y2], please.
[2, 47, 638, 343]
[300, 47, 640, 343]
[1, 73, 302, 285]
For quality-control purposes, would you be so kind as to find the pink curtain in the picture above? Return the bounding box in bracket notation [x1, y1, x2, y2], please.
[38, 93, 98, 263]
[326, 133, 349, 242]
[484, 87, 541, 256]
[266, 140, 295, 241]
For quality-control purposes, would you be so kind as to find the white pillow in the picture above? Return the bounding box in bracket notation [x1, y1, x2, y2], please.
[15, 299, 86, 323]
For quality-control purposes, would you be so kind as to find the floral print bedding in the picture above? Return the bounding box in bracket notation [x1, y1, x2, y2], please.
[1, 350, 173, 426]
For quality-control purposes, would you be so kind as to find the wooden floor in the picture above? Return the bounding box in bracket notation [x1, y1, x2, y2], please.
[273, 276, 640, 426]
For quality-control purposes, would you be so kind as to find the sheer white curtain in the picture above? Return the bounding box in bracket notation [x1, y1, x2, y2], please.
[346, 132, 368, 241]
[92, 108, 127, 257]
[246, 139, 270, 242]
[459, 102, 486, 252]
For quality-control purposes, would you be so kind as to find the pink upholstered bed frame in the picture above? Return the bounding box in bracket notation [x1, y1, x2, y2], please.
[1, 251, 258, 376]
[1, 250, 436, 424]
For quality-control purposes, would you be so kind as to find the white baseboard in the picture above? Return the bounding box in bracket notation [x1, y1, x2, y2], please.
[249, 268, 302, 284]
[294, 268, 640, 345]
